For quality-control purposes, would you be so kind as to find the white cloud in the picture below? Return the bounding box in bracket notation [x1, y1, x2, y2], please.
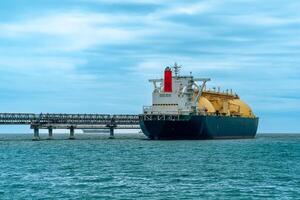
[226, 14, 300, 27]
[0, 11, 146, 51]
[135, 56, 242, 71]
[0, 3, 219, 53]
[79, 0, 172, 4]
[148, 0, 218, 19]
[0, 56, 82, 71]
[166, 1, 217, 16]
[1, 13, 109, 36]
[130, 56, 243, 81]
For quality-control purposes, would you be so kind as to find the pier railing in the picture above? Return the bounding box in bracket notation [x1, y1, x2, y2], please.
[0, 113, 139, 125]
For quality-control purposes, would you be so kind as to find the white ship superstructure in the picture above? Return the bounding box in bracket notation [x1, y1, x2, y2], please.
[144, 64, 210, 115]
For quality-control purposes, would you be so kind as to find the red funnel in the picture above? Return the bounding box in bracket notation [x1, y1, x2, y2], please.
[164, 67, 172, 92]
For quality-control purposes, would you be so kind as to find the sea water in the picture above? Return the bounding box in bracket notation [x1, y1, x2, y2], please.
[0, 133, 299, 199]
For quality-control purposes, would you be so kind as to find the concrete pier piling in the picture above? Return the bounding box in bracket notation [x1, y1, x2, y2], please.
[109, 127, 114, 139]
[33, 128, 40, 141]
[47, 127, 53, 140]
[69, 127, 75, 140]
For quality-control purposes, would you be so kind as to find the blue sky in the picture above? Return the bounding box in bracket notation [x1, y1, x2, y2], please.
[0, 0, 299, 133]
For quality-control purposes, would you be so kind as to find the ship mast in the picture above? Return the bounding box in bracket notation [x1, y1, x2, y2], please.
[173, 62, 181, 77]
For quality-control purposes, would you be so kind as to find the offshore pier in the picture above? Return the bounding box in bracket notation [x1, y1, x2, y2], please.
[0, 113, 140, 140]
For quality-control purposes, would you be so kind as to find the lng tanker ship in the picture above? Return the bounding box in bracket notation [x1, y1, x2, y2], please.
[139, 63, 259, 140]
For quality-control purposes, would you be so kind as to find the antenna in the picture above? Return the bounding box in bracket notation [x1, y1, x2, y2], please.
[173, 62, 181, 77]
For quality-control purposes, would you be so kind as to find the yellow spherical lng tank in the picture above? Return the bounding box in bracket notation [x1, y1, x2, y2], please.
[229, 99, 255, 118]
[198, 97, 216, 113]
[197, 91, 255, 118]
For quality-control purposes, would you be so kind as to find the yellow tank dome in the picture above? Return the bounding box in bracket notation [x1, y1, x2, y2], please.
[198, 97, 216, 113]
[229, 99, 255, 118]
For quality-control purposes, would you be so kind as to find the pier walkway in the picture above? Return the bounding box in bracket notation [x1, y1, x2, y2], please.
[0, 113, 140, 140]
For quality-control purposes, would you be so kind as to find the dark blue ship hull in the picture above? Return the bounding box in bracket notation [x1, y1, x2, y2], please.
[139, 115, 259, 140]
